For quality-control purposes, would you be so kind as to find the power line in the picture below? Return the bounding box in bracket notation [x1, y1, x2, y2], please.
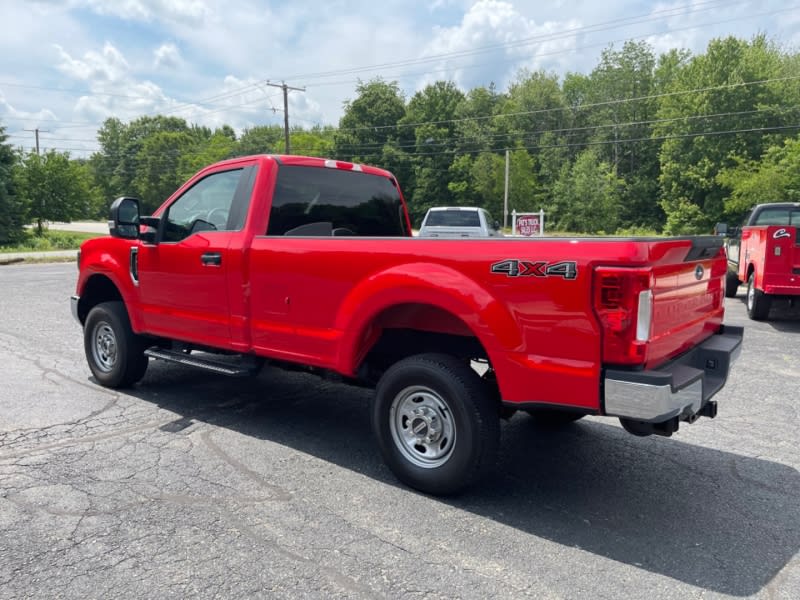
[4, 1, 781, 131]
[274, 0, 740, 82]
[9, 73, 798, 159]
[25, 120, 799, 176]
[17, 0, 726, 124]
[322, 75, 800, 134]
[290, 3, 797, 91]
[111, 3, 800, 125]
[13, 99, 798, 163]
[321, 105, 800, 153]
[387, 124, 800, 159]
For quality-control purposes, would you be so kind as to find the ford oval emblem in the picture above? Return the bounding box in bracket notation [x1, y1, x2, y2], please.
[695, 265, 704, 280]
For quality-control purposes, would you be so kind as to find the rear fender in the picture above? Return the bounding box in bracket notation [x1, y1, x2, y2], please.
[334, 262, 521, 379]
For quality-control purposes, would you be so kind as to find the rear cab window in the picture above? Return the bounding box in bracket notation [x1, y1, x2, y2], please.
[424, 209, 481, 227]
[266, 165, 409, 237]
[752, 207, 800, 226]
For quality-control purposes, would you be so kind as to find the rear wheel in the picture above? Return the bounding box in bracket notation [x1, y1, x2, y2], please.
[371, 353, 500, 495]
[724, 271, 740, 298]
[84, 301, 148, 388]
[746, 272, 771, 320]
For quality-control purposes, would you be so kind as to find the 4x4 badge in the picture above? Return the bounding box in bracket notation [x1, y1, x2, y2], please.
[491, 259, 577, 280]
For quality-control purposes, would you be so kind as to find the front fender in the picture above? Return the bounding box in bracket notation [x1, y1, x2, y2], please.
[76, 239, 141, 330]
[333, 262, 522, 375]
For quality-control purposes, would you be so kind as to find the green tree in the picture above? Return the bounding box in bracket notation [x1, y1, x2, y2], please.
[289, 125, 336, 158]
[500, 70, 566, 206]
[334, 78, 409, 181]
[235, 125, 284, 156]
[656, 35, 792, 232]
[445, 149, 535, 227]
[89, 117, 125, 209]
[14, 150, 94, 234]
[91, 115, 192, 204]
[132, 131, 195, 213]
[718, 135, 800, 217]
[0, 123, 26, 244]
[401, 81, 466, 220]
[452, 84, 504, 154]
[179, 132, 237, 181]
[552, 149, 624, 233]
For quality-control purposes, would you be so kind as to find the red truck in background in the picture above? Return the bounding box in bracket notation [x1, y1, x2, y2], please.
[722, 202, 800, 320]
[72, 154, 742, 494]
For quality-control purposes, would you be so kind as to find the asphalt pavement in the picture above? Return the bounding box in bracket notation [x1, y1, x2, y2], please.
[0, 262, 798, 599]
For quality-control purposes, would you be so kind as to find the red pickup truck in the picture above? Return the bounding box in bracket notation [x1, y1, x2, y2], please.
[723, 202, 800, 320]
[72, 155, 742, 494]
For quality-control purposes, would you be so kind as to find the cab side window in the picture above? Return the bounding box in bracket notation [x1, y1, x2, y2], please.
[163, 169, 244, 243]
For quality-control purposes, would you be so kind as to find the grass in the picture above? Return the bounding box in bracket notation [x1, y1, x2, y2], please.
[0, 255, 77, 265]
[0, 230, 102, 253]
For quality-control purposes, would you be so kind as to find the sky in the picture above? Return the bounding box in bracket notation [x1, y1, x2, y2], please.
[0, 0, 798, 157]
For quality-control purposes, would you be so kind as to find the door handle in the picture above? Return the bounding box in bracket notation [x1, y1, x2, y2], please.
[201, 252, 222, 266]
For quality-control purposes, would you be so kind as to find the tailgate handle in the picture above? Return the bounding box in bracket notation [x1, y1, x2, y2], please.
[201, 252, 222, 267]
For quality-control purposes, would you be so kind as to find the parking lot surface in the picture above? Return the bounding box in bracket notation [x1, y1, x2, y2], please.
[0, 263, 798, 599]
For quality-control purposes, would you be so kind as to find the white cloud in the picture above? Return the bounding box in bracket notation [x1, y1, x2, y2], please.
[0, 92, 58, 124]
[3, 0, 795, 158]
[420, 0, 581, 89]
[53, 42, 174, 128]
[55, 42, 130, 82]
[80, 0, 210, 23]
[153, 43, 182, 69]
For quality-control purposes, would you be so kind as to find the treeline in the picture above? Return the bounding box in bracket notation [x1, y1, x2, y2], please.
[1, 35, 799, 244]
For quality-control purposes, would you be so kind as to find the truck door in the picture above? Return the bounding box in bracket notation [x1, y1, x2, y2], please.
[137, 165, 255, 348]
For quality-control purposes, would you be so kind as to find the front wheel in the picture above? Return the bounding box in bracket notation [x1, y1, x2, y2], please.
[746, 272, 771, 320]
[84, 301, 148, 388]
[371, 354, 500, 495]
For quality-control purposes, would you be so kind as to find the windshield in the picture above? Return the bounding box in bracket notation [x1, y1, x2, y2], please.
[424, 210, 481, 227]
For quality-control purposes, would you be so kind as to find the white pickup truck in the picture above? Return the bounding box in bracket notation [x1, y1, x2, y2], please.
[417, 206, 503, 238]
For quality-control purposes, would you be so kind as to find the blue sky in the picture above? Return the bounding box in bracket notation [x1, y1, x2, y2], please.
[0, 0, 798, 157]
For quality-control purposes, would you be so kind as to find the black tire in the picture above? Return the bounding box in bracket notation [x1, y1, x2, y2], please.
[746, 272, 771, 320]
[525, 408, 585, 428]
[84, 301, 148, 388]
[724, 271, 740, 298]
[371, 353, 500, 495]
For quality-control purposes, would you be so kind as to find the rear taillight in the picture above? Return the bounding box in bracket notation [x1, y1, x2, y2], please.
[593, 267, 654, 365]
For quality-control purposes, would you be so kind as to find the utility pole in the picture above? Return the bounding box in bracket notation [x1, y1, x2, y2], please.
[23, 127, 48, 155]
[266, 81, 306, 154]
[503, 149, 510, 230]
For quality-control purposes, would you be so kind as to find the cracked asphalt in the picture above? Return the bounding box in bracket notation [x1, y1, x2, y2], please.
[0, 262, 798, 599]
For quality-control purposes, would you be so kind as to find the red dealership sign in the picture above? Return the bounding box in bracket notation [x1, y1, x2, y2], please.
[516, 215, 540, 236]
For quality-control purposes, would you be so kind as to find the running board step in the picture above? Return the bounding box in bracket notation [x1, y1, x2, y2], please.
[144, 348, 259, 377]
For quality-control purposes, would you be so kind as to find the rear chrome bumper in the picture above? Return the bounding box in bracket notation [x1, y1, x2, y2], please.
[604, 326, 744, 423]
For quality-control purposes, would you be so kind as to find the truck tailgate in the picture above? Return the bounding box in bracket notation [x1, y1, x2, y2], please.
[646, 238, 726, 369]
